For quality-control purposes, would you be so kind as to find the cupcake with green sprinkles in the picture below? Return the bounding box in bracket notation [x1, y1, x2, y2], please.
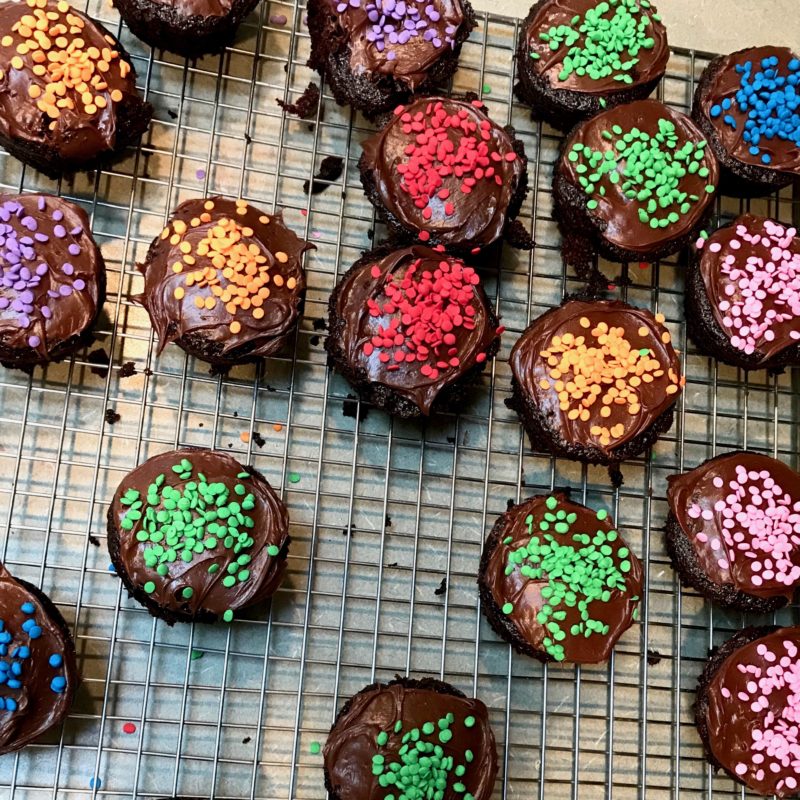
[478, 493, 643, 664]
[322, 676, 498, 800]
[553, 98, 719, 282]
[107, 447, 289, 625]
[515, 0, 670, 131]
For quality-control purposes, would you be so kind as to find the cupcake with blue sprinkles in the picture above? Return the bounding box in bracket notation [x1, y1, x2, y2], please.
[693, 46, 800, 194]
[0, 561, 78, 755]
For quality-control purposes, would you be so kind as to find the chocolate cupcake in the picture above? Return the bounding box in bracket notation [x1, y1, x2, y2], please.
[359, 97, 528, 254]
[114, 0, 259, 57]
[323, 676, 498, 800]
[0, 561, 78, 755]
[0, 0, 151, 178]
[666, 451, 800, 613]
[553, 99, 719, 281]
[515, 0, 670, 131]
[0, 193, 105, 370]
[507, 299, 684, 466]
[136, 197, 313, 367]
[307, 0, 475, 120]
[687, 214, 800, 371]
[692, 46, 800, 195]
[107, 448, 290, 625]
[478, 493, 642, 664]
[695, 626, 800, 798]
[325, 244, 502, 418]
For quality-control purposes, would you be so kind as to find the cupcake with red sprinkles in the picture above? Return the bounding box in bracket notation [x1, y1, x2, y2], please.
[307, 0, 475, 119]
[359, 96, 528, 254]
[696, 626, 800, 798]
[687, 214, 800, 371]
[325, 243, 502, 417]
[666, 451, 800, 613]
[0, 193, 105, 371]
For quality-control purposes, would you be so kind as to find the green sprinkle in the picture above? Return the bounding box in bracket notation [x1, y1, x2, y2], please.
[464, 716, 475, 728]
[181, 586, 194, 599]
[267, 545, 280, 556]
[705, 184, 715, 193]
[482, 83, 491, 94]
[597, 509, 608, 520]
[223, 609, 234, 622]
[502, 602, 514, 615]
[143, 581, 155, 594]
[310, 741, 321, 755]
[377, 731, 389, 746]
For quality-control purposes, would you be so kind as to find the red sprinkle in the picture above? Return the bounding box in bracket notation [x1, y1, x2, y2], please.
[418, 230, 431, 242]
[123, 723, 137, 735]
[639, 262, 649, 270]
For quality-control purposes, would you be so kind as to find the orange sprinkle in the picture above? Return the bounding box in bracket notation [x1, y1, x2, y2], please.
[252, 307, 265, 319]
[230, 320, 242, 334]
[287, 277, 297, 290]
[661, 331, 671, 344]
[259, 215, 270, 224]
[275, 251, 288, 263]
[273, 423, 283, 432]
[240, 431, 250, 443]
[655, 312, 665, 323]
[204, 200, 215, 211]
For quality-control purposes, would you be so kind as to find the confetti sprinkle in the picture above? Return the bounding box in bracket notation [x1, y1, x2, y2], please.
[269, 12, 288, 25]
[310, 740, 321, 754]
[482, 83, 491, 94]
[288, 472, 301, 484]
[196, 168, 206, 180]
[89, 777, 102, 790]
[122, 722, 136, 734]
[273, 423, 283, 432]
[190, 649, 204, 661]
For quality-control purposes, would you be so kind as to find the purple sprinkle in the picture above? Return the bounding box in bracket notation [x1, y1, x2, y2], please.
[53, 225, 66, 238]
[34, 232, 49, 242]
[196, 168, 206, 180]
[18, 314, 29, 327]
[40, 306, 51, 319]
[68, 244, 81, 256]
[19, 290, 33, 304]
[349, 0, 360, 7]
[47, 289, 59, 299]
[37, 196, 45, 211]
[58, 285, 72, 296]
[386, 49, 397, 59]
[36, 263, 47, 275]
[52, 210, 63, 222]
[28, 335, 40, 348]
[336, 3, 347, 11]
[427, 9, 439, 20]
[432, 36, 441, 46]
[0, 298, 8, 310]
[375, 39, 385, 51]
[70, 226, 82, 236]
[21, 216, 36, 231]
[19, 267, 30, 281]
[367, 9, 379, 21]
[73, 278, 86, 291]
[269, 13, 287, 25]
[62, 263, 74, 275]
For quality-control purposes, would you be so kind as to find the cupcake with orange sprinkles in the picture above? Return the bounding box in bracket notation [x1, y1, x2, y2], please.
[136, 197, 314, 367]
[0, 0, 151, 177]
[507, 299, 684, 468]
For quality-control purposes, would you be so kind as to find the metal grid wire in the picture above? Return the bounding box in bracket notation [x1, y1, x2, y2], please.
[0, 1, 799, 796]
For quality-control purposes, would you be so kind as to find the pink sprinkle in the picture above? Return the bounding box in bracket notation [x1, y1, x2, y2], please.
[735, 763, 748, 776]
[123, 722, 136, 734]
[300, 209, 308, 216]
[312, 231, 322, 239]
[709, 242, 722, 253]
[270, 13, 288, 25]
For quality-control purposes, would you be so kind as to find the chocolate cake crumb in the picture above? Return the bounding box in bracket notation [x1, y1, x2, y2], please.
[88, 534, 100, 547]
[104, 408, 121, 425]
[252, 431, 266, 448]
[505, 219, 534, 250]
[434, 578, 447, 596]
[303, 155, 345, 195]
[88, 347, 110, 378]
[342, 524, 353, 537]
[119, 361, 137, 378]
[310, 335, 320, 347]
[342, 394, 369, 420]
[313, 317, 327, 331]
[506, 498, 515, 511]
[385, 514, 392, 528]
[647, 649, 663, 666]
[277, 81, 320, 120]
[167, 108, 178, 119]
[242, 736, 252, 744]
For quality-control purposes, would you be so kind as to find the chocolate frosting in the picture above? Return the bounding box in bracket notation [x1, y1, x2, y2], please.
[703, 627, 800, 797]
[699, 46, 800, 174]
[136, 197, 313, 362]
[0, 193, 102, 363]
[483, 493, 642, 664]
[326, 0, 466, 89]
[525, 0, 669, 95]
[149, 0, 233, 17]
[324, 679, 498, 800]
[0, 562, 77, 755]
[557, 99, 719, 253]
[109, 448, 289, 620]
[361, 97, 525, 249]
[509, 299, 683, 457]
[668, 451, 800, 603]
[0, 0, 141, 161]
[332, 245, 500, 414]
[698, 214, 800, 366]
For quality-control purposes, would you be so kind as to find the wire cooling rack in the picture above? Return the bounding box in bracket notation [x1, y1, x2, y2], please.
[0, 1, 799, 797]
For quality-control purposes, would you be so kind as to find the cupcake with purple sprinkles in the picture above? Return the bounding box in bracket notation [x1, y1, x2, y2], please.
[0, 193, 105, 370]
[307, 0, 475, 118]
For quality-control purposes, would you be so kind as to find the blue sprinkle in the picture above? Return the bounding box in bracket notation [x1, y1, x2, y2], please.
[0, 620, 5, 632]
[723, 114, 737, 129]
[790, 58, 800, 71]
[108, 564, 116, 573]
[89, 777, 102, 790]
[20, 602, 35, 615]
[21, 619, 34, 633]
[762, 153, 772, 164]
[28, 626, 42, 640]
[0, 633, 11, 645]
[721, 97, 732, 110]
[710, 104, 722, 118]
[50, 676, 66, 693]
[6, 679, 20, 690]
[5, 697, 17, 712]
[49, 654, 63, 668]
[14, 646, 30, 660]
[762, 57, 771, 69]
[10, 663, 21, 676]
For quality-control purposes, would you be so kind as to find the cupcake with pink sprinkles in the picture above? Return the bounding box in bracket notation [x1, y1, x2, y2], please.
[687, 213, 800, 371]
[696, 626, 800, 798]
[0, 193, 105, 370]
[666, 451, 800, 613]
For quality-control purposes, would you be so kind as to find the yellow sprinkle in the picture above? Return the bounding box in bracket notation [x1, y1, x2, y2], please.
[286, 277, 297, 290]
[173, 287, 185, 300]
[229, 320, 242, 334]
[10, 56, 23, 70]
[259, 215, 270, 224]
[275, 251, 288, 263]
[204, 200, 215, 211]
